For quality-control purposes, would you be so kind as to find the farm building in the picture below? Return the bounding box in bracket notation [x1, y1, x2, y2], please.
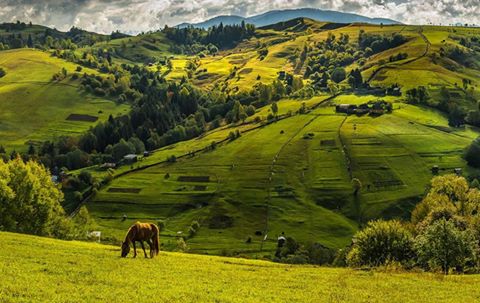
[123, 154, 138, 163]
[100, 163, 116, 169]
[336, 104, 357, 114]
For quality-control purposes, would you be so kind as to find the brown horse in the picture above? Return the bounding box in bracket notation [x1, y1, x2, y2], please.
[121, 222, 160, 258]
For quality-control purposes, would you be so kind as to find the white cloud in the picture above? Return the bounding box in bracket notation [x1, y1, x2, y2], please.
[0, 0, 478, 34]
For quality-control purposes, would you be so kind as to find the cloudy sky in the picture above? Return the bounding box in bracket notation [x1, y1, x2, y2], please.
[0, 0, 478, 34]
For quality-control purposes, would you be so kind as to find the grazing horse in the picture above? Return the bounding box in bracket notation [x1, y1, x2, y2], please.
[121, 222, 160, 258]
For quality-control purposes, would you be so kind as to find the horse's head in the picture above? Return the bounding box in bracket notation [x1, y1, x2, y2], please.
[121, 241, 130, 257]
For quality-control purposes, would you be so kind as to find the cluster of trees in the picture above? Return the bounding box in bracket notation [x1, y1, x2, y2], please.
[0, 21, 112, 51]
[465, 137, 480, 168]
[358, 31, 408, 56]
[456, 35, 480, 51]
[0, 157, 95, 239]
[164, 21, 255, 52]
[406, 86, 466, 127]
[466, 101, 480, 127]
[389, 52, 408, 62]
[441, 44, 480, 70]
[304, 31, 406, 89]
[347, 175, 480, 274]
[273, 237, 338, 265]
[30, 65, 272, 170]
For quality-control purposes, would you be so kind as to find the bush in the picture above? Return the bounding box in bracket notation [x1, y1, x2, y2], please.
[0, 158, 68, 237]
[347, 220, 415, 267]
[73, 191, 83, 202]
[157, 220, 166, 231]
[176, 237, 188, 252]
[415, 218, 477, 274]
[78, 171, 93, 186]
[465, 138, 480, 168]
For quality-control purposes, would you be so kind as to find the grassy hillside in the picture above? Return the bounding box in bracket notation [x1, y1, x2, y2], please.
[86, 93, 479, 254]
[0, 49, 129, 150]
[1, 231, 480, 302]
[4, 20, 480, 258]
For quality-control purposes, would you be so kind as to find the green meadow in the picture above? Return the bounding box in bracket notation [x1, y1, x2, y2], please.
[87, 93, 479, 254]
[2, 19, 480, 260]
[0, 49, 129, 150]
[1, 231, 480, 303]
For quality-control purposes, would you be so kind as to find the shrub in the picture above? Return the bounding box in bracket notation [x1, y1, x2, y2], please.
[73, 191, 83, 202]
[465, 138, 480, 168]
[188, 220, 200, 238]
[157, 220, 166, 231]
[176, 237, 188, 252]
[347, 220, 415, 267]
[78, 171, 93, 186]
[0, 67, 7, 78]
[0, 158, 68, 237]
[415, 218, 477, 274]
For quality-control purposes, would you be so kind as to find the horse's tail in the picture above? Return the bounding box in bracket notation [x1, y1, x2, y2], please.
[152, 224, 160, 256]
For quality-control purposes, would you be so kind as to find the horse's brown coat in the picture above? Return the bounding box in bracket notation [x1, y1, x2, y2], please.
[121, 222, 160, 258]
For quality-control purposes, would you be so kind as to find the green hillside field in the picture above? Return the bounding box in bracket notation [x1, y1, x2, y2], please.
[1, 231, 480, 303]
[0, 49, 129, 150]
[86, 93, 480, 254]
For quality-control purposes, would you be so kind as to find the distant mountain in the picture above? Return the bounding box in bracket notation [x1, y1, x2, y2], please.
[176, 8, 401, 29]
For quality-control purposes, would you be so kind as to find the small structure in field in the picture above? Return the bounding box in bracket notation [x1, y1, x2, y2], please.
[87, 231, 102, 242]
[431, 165, 439, 175]
[100, 162, 116, 170]
[123, 154, 138, 163]
[336, 104, 357, 114]
[454, 168, 463, 176]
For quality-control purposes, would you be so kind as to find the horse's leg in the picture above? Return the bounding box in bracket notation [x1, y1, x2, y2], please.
[133, 241, 137, 258]
[147, 239, 154, 258]
[140, 241, 147, 258]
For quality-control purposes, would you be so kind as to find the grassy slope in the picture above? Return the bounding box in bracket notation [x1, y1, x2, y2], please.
[87, 93, 479, 254]
[1, 231, 480, 303]
[0, 49, 129, 150]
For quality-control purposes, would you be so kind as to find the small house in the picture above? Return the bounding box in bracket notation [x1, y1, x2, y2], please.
[143, 151, 151, 157]
[278, 71, 286, 80]
[100, 162, 116, 170]
[336, 104, 357, 114]
[123, 154, 138, 163]
[454, 168, 463, 176]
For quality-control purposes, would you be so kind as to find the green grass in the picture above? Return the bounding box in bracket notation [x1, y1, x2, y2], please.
[90, 31, 173, 64]
[0, 49, 129, 150]
[1, 231, 480, 303]
[86, 94, 479, 254]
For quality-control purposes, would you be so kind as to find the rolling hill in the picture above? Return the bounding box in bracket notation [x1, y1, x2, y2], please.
[85, 92, 479, 254]
[42, 20, 477, 256]
[176, 8, 401, 28]
[1, 231, 480, 302]
[2, 18, 480, 259]
[0, 49, 129, 150]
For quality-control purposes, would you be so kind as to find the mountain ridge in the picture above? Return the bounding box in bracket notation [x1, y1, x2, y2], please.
[176, 8, 401, 28]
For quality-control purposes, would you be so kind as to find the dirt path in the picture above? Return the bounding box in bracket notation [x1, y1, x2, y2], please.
[259, 94, 339, 250]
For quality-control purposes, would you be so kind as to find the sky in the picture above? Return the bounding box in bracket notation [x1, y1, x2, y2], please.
[0, 0, 478, 34]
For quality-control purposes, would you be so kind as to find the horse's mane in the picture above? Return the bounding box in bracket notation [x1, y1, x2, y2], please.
[123, 222, 138, 243]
